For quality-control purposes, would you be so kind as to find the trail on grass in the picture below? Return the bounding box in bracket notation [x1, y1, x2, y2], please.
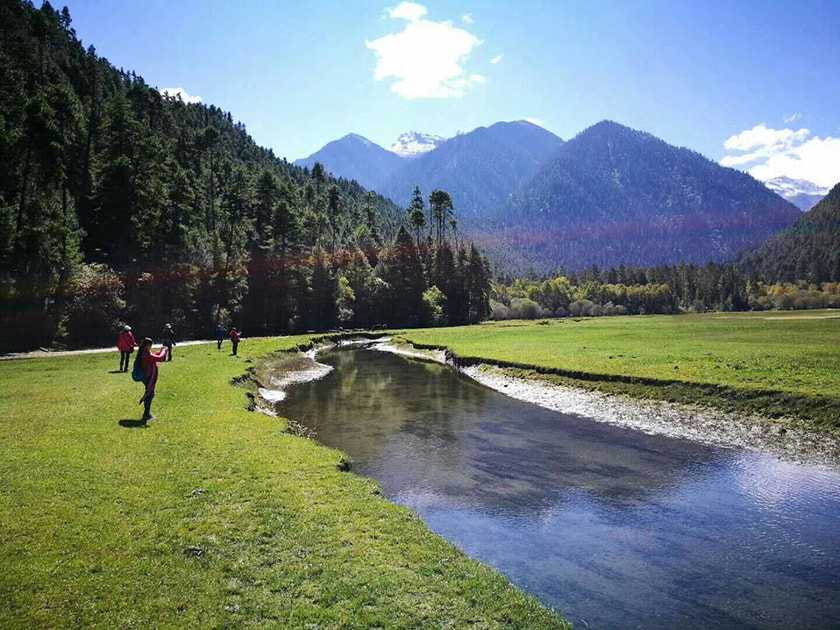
[1, 339, 216, 360]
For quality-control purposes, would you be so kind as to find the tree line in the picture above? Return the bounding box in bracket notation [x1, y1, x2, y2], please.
[0, 1, 491, 351]
[492, 262, 840, 319]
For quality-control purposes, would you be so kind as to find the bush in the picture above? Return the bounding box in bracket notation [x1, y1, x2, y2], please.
[509, 298, 542, 319]
[489, 299, 511, 320]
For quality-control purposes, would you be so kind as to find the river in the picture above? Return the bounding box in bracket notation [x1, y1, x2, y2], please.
[270, 346, 840, 629]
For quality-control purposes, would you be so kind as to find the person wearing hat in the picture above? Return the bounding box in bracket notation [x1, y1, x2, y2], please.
[161, 323, 177, 361]
[138, 337, 167, 421]
[117, 325, 137, 372]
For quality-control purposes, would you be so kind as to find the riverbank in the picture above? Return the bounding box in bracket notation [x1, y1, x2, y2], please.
[0, 337, 567, 628]
[385, 313, 840, 466]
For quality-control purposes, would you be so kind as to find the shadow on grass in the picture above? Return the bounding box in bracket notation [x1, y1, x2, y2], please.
[118, 418, 147, 428]
[108, 370, 124, 374]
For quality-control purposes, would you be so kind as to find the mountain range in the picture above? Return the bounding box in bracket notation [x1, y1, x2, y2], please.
[299, 120, 804, 272]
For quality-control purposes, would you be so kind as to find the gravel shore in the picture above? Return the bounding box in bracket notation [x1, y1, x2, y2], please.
[373, 341, 840, 469]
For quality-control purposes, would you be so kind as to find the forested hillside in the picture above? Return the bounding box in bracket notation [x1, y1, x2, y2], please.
[0, 0, 491, 351]
[489, 121, 801, 272]
[739, 183, 840, 283]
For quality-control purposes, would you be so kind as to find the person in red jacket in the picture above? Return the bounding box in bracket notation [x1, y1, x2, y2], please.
[138, 337, 167, 420]
[229, 327, 242, 356]
[117, 325, 137, 372]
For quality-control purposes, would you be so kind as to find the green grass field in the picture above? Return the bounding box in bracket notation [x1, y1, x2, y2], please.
[0, 338, 566, 628]
[399, 310, 840, 429]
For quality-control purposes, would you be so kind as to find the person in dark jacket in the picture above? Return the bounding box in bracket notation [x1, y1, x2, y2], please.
[138, 337, 167, 420]
[216, 325, 226, 350]
[161, 323, 176, 361]
[117, 325, 137, 372]
[229, 327, 242, 356]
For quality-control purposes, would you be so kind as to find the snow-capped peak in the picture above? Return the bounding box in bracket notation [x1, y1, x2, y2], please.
[387, 131, 446, 158]
[764, 176, 828, 197]
[764, 176, 829, 212]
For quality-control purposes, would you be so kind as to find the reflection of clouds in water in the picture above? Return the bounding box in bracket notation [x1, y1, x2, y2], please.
[733, 452, 840, 509]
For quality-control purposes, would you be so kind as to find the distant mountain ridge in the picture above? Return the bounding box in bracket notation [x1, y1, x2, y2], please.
[293, 133, 404, 191]
[764, 176, 828, 212]
[485, 121, 801, 271]
[378, 120, 565, 214]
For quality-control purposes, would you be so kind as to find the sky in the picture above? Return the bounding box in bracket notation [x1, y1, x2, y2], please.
[63, 0, 840, 187]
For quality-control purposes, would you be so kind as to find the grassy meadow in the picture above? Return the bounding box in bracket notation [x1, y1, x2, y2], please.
[399, 310, 840, 429]
[0, 337, 566, 628]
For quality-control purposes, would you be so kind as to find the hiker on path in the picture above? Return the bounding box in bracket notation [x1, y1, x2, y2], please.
[161, 323, 177, 361]
[137, 338, 167, 421]
[216, 325, 226, 350]
[229, 327, 242, 356]
[117, 325, 137, 372]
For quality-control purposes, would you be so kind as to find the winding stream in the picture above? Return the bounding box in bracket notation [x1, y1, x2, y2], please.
[270, 346, 840, 629]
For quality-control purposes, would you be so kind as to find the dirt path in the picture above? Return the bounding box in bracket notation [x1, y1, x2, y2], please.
[0, 339, 216, 361]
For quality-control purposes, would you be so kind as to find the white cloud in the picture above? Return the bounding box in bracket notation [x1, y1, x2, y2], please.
[525, 117, 545, 127]
[160, 87, 202, 104]
[783, 112, 802, 124]
[367, 3, 484, 99]
[462, 13, 473, 24]
[490, 54, 503, 64]
[721, 123, 840, 188]
[386, 1, 427, 22]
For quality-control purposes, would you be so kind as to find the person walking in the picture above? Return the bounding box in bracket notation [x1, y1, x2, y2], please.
[117, 325, 137, 372]
[161, 323, 176, 361]
[229, 327, 242, 356]
[216, 324, 226, 350]
[137, 338, 167, 421]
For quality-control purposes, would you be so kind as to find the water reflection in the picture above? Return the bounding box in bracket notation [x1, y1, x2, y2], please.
[276, 348, 840, 629]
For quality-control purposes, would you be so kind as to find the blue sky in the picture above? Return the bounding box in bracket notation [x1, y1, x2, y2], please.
[63, 0, 840, 186]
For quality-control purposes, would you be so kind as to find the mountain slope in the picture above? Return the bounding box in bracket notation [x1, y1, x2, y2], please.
[378, 121, 564, 214]
[487, 121, 801, 272]
[739, 183, 840, 282]
[764, 176, 828, 212]
[294, 133, 405, 190]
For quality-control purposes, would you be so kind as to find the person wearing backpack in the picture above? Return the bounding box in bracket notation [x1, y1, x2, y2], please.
[134, 337, 167, 421]
[117, 325, 137, 372]
[229, 327, 242, 356]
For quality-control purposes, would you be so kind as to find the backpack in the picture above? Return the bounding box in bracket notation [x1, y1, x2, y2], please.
[131, 352, 146, 383]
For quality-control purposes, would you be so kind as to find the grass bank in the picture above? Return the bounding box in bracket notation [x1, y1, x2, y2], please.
[398, 310, 840, 431]
[0, 337, 566, 628]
